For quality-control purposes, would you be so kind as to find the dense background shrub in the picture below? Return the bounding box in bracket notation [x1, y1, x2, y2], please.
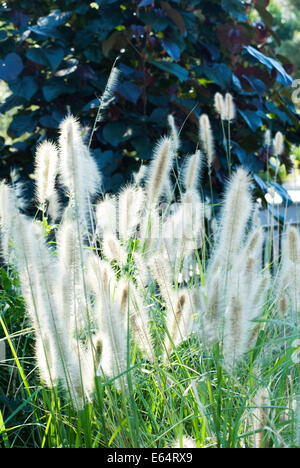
[0, 0, 299, 201]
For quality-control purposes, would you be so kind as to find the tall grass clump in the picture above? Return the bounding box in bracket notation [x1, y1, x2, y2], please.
[0, 90, 299, 448]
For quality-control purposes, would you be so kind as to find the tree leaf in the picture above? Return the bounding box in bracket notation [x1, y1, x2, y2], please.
[270, 181, 293, 206]
[160, 1, 186, 35]
[244, 45, 293, 87]
[26, 47, 48, 66]
[103, 122, 132, 146]
[239, 109, 263, 132]
[131, 136, 153, 159]
[231, 141, 263, 172]
[161, 38, 181, 61]
[138, 0, 154, 6]
[92, 149, 117, 175]
[116, 81, 142, 104]
[253, 173, 268, 194]
[8, 114, 37, 138]
[10, 76, 39, 101]
[0, 53, 23, 81]
[29, 9, 71, 38]
[198, 63, 232, 89]
[150, 60, 189, 82]
[44, 45, 65, 71]
[42, 79, 74, 101]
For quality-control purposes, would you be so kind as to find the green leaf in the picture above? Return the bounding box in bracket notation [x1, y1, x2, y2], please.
[42, 79, 74, 101]
[239, 109, 263, 132]
[10, 76, 39, 101]
[8, 114, 38, 137]
[197, 63, 232, 89]
[131, 136, 153, 160]
[102, 122, 135, 146]
[149, 60, 189, 82]
[84, 47, 103, 63]
[244, 46, 293, 87]
[44, 45, 64, 71]
[26, 47, 48, 66]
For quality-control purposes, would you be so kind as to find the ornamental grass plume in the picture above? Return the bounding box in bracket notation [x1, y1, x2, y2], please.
[194, 168, 271, 368]
[59, 115, 101, 229]
[214, 92, 226, 120]
[145, 136, 173, 206]
[95, 194, 117, 238]
[88, 64, 120, 148]
[224, 92, 236, 121]
[276, 225, 300, 324]
[96, 66, 120, 124]
[95, 277, 128, 391]
[11, 214, 88, 407]
[34, 140, 59, 216]
[265, 129, 272, 148]
[199, 114, 214, 170]
[273, 131, 284, 157]
[118, 185, 145, 242]
[182, 150, 202, 192]
[209, 167, 253, 272]
[214, 92, 236, 122]
[1, 92, 299, 413]
[168, 114, 180, 154]
[163, 288, 193, 358]
[0, 180, 19, 262]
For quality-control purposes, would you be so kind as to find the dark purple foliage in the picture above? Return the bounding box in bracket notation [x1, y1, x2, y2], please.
[0, 0, 298, 203]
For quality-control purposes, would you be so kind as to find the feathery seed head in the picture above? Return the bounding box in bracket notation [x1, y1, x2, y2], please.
[118, 185, 145, 241]
[103, 235, 127, 265]
[213, 168, 253, 266]
[223, 294, 246, 368]
[146, 137, 173, 205]
[224, 93, 236, 121]
[182, 150, 202, 191]
[273, 131, 284, 157]
[117, 279, 129, 314]
[214, 92, 226, 120]
[279, 295, 288, 315]
[56, 219, 79, 271]
[59, 116, 102, 223]
[87, 254, 116, 296]
[133, 164, 147, 186]
[264, 129, 272, 148]
[96, 67, 120, 124]
[199, 114, 214, 169]
[34, 140, 58, 210]
[286, 226, 300, 264]
[244, 228, 264, 267]
[132, 250, 149, 287]
[0, 181, 18, 224]
[96, 195, 117, 238]
[164, 288, 194, 357]
[0, 182, 20, 261]
[59, 116, 84, 195]
[168, 114, 180, 154]
[149, 254, 173, 304]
